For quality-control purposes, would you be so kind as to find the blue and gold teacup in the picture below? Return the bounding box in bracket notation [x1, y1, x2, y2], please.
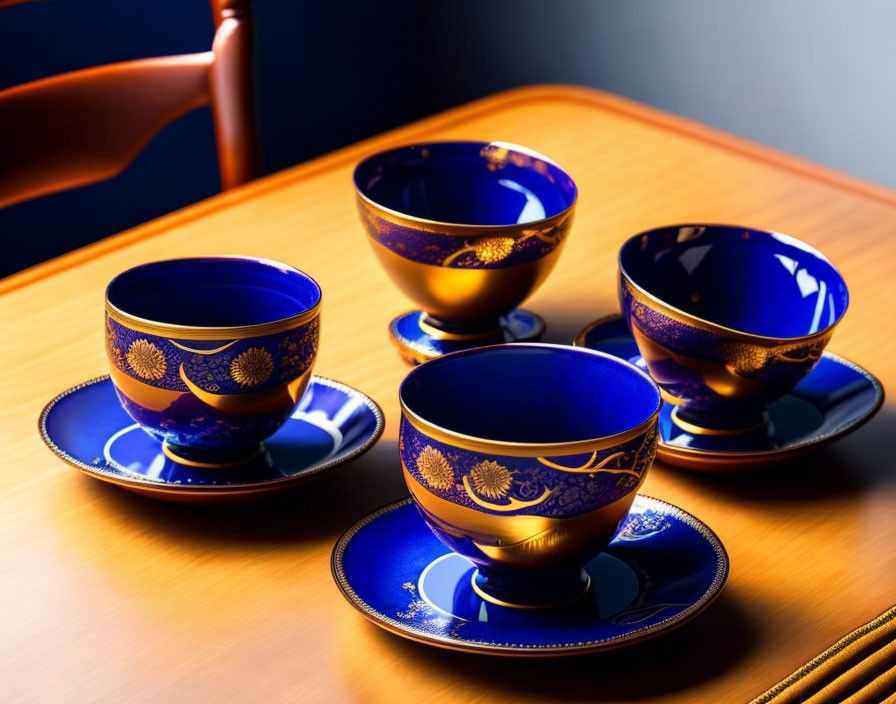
[105, 256, 321, 466]
[354, 141, 577, 363]
[399, 343, 660, 608]
[619, 224, 849, 433]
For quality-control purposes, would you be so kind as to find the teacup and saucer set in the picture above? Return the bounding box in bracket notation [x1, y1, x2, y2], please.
[39, 256, 384, 502]
[574, 225, 884, 471]
[332, 343, 729, 655]
[354, 141, 577, 365]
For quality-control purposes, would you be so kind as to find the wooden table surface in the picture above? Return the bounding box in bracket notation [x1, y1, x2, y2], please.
[2, 85, 894, 703]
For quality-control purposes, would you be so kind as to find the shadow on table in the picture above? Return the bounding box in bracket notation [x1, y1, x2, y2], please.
[662, 403, 895, 505]
[368, 590, 754, 702]
[59, 439, 407, 547]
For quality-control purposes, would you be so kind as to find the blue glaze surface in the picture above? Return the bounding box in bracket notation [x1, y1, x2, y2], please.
[355, 142, 577, 269]
[105, 257, 321, 460]
[577, 315, 883, 460]
[105, 314, 319, 455]
[618, 225, 849, 429]
[107, 256, 321, 327]
[331, 496, 728, 655]
[360, 209, 566, 269]
[398, 343, 660, 605]
[400, 344, 660, 443]
[619, 225, 847, 338]
[40, 376, 383, 494]
[400, 417, 655, 519]
[355, 142, 576, 228]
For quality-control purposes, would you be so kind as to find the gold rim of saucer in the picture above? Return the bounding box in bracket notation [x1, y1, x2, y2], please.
[37, 375, 385, 499]
[656, 355, 884, 469]
[618, 222, 848, 345]
[329, 495, 730, 656]
[399, 343, 661, 457]
[104, 255, 322, 340]
[353, 141, 578, 236]
[574, 316, 886, 470]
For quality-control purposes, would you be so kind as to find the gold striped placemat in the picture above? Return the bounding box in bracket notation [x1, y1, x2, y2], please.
[750, 605, 896, 704]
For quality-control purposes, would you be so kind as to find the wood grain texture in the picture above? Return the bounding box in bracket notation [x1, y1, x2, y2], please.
[1, 85, 894, 703]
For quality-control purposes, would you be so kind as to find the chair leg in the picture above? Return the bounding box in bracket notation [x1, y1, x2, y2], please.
[209, 2, 260, 189]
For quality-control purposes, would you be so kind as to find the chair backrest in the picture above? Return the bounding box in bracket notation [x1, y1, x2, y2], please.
[0, 0, 259, 209]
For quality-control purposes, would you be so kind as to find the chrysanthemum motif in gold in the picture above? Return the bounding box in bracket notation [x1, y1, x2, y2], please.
[473, 237, 515, 264]
[230, 347, 274, 387]
[416, 446, 454, 490]
[126, 339, 167, 380]
[469, 460, 512, 499]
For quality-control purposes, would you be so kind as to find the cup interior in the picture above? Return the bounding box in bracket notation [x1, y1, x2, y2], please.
[620, 225, 848, 338]
[400, 344, 660, 444]
[106, 257, 321, 328]
[354, 142, 577, 226]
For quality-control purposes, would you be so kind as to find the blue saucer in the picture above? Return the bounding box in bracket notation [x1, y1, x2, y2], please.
[389, 309, 545, 365]
[40, 376, 384, 502]
[331, 495, 728, 656]
[575, 315, 884, 471]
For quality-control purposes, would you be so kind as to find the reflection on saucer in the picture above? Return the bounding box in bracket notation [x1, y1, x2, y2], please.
[39, 375, 384, 502]
[575, 315, 883, 471]
[331, 495, 728, 655]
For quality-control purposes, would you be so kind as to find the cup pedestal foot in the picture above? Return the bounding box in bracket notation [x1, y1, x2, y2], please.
[161, 442, 265, 469]
[670, 406, 770, 436]
[389, 309, 546, 365]
[471, 566, 592, 609]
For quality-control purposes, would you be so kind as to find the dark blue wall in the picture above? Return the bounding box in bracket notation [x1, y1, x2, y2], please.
[1, 1, 492, 275]
[1, 1, 218, 275]
[3, 1, 894, 276]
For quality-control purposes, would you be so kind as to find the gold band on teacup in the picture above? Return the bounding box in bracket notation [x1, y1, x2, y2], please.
[354, 140, 577, 238]
[399, 403, 659, 458]
[105, 299, 321, 341]
[403, 465, 643, 571]
[619, 273, 838, 345]
[357, 192, 576, 238]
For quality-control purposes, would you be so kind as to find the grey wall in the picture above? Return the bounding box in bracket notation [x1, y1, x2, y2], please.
[463, 0, 896, 188]
[3, 0, 894, 275]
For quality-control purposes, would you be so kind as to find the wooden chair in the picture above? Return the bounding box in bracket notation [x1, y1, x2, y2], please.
[0, 0, 259, 209]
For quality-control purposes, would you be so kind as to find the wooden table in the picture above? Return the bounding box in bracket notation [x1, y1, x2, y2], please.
[2, 86, 894, 703]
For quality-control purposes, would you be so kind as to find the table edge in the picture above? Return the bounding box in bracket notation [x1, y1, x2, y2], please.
[4, 83, 896, 297]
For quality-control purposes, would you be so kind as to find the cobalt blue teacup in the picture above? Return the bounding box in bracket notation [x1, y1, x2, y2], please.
[105, 256, 321, 467]
[619, 224, 849, 434]
[354, 141, 577, 361]
[399, 343, 661, 608]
